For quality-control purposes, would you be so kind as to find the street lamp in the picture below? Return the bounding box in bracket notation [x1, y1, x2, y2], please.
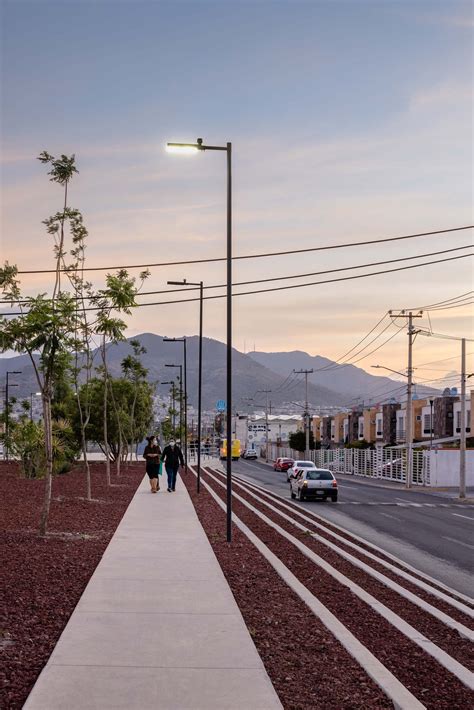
[167, 136, 233, 542]
[165, 364, 183, 443]
[4, 371, 22, 461]
[168, 280, 204, 493]
[163, 337, 188, 471]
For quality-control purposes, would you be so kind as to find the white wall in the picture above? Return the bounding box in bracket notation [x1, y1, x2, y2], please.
[427, 449, 474, 487]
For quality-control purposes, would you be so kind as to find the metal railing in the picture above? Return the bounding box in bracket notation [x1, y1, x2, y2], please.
[270, 444, 430, 485]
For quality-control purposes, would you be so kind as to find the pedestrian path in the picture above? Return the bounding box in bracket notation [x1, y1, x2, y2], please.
[24, 473, 282, 710]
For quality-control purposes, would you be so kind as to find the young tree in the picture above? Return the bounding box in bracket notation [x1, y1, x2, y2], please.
[121, 339, 148, 462]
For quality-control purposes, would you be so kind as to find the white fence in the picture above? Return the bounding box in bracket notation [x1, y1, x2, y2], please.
[270, 444, 474, 487]
[269, 444, 428, 485]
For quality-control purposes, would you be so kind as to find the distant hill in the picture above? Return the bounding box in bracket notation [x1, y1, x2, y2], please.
[0, 334, 439, 411]
[247, 349, 439, 405]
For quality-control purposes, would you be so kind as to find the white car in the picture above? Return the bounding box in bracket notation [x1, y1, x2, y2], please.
[290, 468, 338, 502]
[241, 448, 258, 460]
[286, 459, 316, 482]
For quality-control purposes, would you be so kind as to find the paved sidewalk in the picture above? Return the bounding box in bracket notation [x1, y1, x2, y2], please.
[24, 473, 282, 710]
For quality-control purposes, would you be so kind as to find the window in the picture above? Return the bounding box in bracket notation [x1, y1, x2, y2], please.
[423, 413, 432, 434]
[306, 471, 333, 480]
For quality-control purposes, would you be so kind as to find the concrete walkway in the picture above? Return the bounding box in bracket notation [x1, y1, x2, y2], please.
[24, 473, 282, 710]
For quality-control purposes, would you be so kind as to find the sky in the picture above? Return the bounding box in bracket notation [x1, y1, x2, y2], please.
[1, 0, 473, 386]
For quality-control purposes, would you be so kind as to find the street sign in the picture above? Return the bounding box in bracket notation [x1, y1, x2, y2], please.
[216, 399, 226, 412]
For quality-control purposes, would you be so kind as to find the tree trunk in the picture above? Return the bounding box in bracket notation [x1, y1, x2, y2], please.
[116, 427, 122, 477]
[39, 393, 53, 537]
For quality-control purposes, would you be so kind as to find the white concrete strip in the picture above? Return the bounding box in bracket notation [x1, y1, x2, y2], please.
[24, 474, 282, 710]
[452, 513, 474, 521]
[226, 469, 474, 608]
[190, 468, 425, 710]
[205, 469, 474, 691]
[215, 472, 474, 640]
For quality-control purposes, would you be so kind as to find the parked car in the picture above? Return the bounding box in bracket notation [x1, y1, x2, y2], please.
[241, 448, 258, 460]
[290, 468, 338, 502]
[286, 459, 317, 482]
[273, 457, 294, 472]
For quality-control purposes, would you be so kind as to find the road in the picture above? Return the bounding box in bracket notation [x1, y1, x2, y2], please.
[226, 457, 474, 597]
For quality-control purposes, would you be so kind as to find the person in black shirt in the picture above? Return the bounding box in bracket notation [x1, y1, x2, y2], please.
[161, 439, 184, 492]
[143, 436, 162, 493]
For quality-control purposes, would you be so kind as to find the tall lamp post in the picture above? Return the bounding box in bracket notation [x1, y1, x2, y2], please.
[166, 137, 233, 541]
[164, 337, 188, 471]
[167, 280, 204, 492]
[165, 364, 183, 443]
[4, 371, 22, 461]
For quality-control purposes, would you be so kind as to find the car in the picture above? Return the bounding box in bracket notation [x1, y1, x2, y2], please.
[220, 439, 241, 461]
[286, 459, 316, 482]
[290, 468, 338, 502]
[273, 457, 294, 472]
[242, 448, 258, 459]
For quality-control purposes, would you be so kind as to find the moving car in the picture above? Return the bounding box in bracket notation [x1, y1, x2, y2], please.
[286, 459, 316, 482]
[290, 468, 338, 502]
[273, 457, 294, 472]
[220, 439, 241, 461]
[242, 448, 258, 460]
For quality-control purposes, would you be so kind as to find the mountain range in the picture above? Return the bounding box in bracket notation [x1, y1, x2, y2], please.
[0, 333, 438, 411]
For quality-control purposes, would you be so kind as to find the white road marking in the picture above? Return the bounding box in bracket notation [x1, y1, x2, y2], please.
[452, 513, 474, 521]
[396, 497, 422, 506]
[380, 512, 401, 521]
[442, 536, 474, 550]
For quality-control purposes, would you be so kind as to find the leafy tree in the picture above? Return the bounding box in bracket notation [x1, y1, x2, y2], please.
[121, 339, 148, 462]
[77, 376, 153, 461]
[289, 430, 316, 452]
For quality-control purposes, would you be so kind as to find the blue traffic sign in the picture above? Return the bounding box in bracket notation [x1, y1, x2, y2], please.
[216, 399, 226, 412]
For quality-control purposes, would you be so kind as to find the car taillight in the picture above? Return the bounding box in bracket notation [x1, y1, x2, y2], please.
[332, 480, 338, 488]
[302, 481, 308, 487]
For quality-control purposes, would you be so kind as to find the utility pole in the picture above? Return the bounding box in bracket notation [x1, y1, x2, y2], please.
[460, 337, 466, 499]
[389, 311, 422, 488]
[293, 369, 313, 460]
[257, 390, 271, 462]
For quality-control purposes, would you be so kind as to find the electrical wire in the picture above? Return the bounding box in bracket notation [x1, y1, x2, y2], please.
[3, 252, 472, 316]
[12, 224, 474, 275]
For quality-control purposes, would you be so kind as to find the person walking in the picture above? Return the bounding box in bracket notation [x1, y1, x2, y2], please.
[161, 439, 184, 492]
[143, 436, 162, 493]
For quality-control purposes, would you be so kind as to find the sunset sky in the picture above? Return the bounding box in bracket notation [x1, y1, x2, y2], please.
[1, 0, 472, 385]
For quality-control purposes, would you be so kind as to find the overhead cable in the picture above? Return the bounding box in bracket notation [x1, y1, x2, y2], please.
[12, 224, 474, 275]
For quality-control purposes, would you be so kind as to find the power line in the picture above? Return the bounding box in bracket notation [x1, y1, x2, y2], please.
[12, 224, 473, 275]
[8, 245, 471, 306]
[407, 290, 474, 311]
[2, 252, 472, 317]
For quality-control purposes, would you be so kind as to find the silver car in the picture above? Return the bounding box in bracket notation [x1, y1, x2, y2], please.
[290, 468, 338, 502]
[286, 459, 316, 482]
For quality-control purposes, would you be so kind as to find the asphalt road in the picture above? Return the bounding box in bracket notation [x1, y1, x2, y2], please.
[224, 457, 474, 597]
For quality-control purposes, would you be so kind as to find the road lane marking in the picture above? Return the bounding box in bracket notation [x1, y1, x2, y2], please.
[396, 497, 422, 506]
[451, 515, 474, 526]
[442, 536, 474, 550]
[380, 512, 401, 521]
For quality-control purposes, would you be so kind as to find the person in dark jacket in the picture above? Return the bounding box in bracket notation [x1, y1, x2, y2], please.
[143, 436, 162, 493]
[161, 439, 184, 492]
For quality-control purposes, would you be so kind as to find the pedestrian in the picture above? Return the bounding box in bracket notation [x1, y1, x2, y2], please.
[161, 439, 185, 492]
[143, 436, 162, 493]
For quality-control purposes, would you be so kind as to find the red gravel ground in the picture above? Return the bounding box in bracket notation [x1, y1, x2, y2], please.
[0, 461, 144, 710]
[201, 469, 474, 709]
[181, 471, 392, 710]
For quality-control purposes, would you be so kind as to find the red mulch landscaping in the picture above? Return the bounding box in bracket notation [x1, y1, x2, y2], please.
[182, 471, 392, 710]
[0, 461, 144, 710]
